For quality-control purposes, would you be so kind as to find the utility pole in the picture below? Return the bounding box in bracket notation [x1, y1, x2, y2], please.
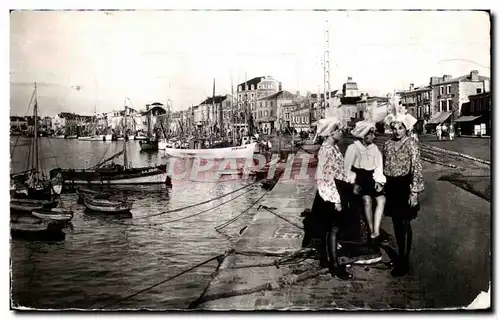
[323, 22, 331, 119]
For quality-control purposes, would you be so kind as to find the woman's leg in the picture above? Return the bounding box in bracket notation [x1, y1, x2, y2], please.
[362, 195, 374, 235]
[325, 225, 352, 280]
[391, 217, 411, 276]
[372, 195, 386, 238]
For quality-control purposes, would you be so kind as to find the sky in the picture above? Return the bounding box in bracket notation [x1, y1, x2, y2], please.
[9, 10, 491, 117]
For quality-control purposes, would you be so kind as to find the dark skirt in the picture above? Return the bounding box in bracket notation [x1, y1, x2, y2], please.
[384, 174, 420, 220]
[310, 179, 354, 240]
[352, 167, 384, 197]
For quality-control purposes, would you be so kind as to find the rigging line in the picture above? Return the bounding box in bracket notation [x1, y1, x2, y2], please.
[100, 254, 224, 309]
[146, 185, 257, 226]
[215, 189, 271, 231]
[10, 89, 36, 156]
[130, 180, 259, 221]
[258, 206, 304, 230]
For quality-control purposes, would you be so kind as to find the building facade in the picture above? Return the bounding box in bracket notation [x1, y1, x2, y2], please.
[257, 90, 297, 133]
[236, 76, 281, 133]
[397, 84, 433, 133]
[455, 91, 491, 136]
[426, 70, 490, 132]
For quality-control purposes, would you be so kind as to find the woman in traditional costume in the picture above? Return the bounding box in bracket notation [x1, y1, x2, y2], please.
[310, 110, 353, 280]
[344, 102, 387, 242]
[382, 98, 424, 277]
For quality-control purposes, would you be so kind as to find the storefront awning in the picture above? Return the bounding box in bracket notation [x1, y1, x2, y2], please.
[454, 115, 482, 123]
[426, 111, 452, 125]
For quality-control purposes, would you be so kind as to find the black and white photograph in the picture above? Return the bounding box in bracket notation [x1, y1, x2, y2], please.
[7, 7, 492, 311]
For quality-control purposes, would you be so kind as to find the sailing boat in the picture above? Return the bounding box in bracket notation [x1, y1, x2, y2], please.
[50, 102, 170, 186]
[139, 105, 159, 151]
[10, 83, 62, 212]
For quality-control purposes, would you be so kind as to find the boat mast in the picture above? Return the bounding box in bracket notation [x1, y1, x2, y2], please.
[33, 82, 39, 175]
[123, 99, 128, 169]
[230, 73, 236, 146]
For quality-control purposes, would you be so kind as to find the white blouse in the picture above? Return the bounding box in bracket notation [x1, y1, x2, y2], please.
[344, 140, 386, 184]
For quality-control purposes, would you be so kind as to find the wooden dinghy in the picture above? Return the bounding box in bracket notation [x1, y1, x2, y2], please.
[10, 217, 65, 241]
[83, 195, 133, 214]
[32, 207, 74, 222]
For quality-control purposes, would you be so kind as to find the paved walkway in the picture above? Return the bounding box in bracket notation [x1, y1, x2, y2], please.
[194, 152, 490, 310]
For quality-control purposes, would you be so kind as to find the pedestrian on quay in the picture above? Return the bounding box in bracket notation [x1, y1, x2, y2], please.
[345, 101, 387, 242]
[436, 125, 442, 141]
[382, 104, 424, 277]
[310, 114, 353, 280]
[449, 124, 455, 141]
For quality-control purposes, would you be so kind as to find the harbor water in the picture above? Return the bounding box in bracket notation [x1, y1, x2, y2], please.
[10, 137, 267, 309]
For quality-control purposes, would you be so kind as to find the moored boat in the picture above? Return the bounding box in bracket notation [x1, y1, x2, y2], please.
[83, 195, 133, 214]
[10, 198, 59, 213]
[11, 219, 66, 241]
[32, 207, 74, 221]
[51, 104, 171, 187]
[163, 142, 257, 159]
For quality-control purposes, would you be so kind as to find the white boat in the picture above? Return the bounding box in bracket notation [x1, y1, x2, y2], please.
[54, 135, 66, 139]
[163, 142, 257, 159]
[32, 207, 74, 221]
[78, 135, 112, 141]
[83, 196, 133, 214]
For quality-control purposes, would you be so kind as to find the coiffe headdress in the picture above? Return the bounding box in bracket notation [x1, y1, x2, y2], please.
[384, 95, 417, 130]
[351, 101, 388, 138]
[315, 106, 343, 138]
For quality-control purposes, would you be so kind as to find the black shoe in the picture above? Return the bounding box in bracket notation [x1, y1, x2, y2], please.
[390, 260, 409, 277]
[329, 265, 353, 280]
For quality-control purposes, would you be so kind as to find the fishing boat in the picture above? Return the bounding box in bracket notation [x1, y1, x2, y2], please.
[139, 105, 159, 151]
[50, 102, 170, 187]
[32, 207, 74, 221]
[83, 195, 133, 214]
[163, 142, 256, 159]
[10, 83, 62, 213]
[11, 217, 66, 241]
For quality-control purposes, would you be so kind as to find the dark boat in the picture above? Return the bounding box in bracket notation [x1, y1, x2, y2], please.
[51, 103, 170, 187]
[10, 83, 62, 213]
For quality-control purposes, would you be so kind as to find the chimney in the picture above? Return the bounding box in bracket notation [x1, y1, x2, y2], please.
[347, 76, 352, 82]
[409, 83, 415, 91]
[278, 82, 283, 91]
[430, 76, 440, 86]
[470, 70, 479, 81]
[483, 79, 490, 92]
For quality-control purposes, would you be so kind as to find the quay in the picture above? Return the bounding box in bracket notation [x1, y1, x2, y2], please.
[190, 143, 490, 310]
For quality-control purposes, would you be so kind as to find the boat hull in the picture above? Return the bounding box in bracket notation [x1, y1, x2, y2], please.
[10, 198, 59, 213]
[53, 165, 169, 185]
[163, 143, 256, 159]
[32, 208, 74, 221]
[11, 220, 65, 241]
[83, 197, 132, 214]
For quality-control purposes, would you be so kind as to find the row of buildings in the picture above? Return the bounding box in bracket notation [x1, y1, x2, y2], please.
[397, 70, 491, 135]
[11, 70, 491, 138]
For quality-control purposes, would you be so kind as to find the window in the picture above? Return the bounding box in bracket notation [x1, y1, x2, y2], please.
[447, 100, 452, 112]
[477, 88, 482, 94]
[238, 86, 242, 91]
[264, 110, 268, 117]
[251, 93, 254, 100]
[440, 100, 446, 112]
[447, 85, 451, 94]
[440, 86, 444, 95]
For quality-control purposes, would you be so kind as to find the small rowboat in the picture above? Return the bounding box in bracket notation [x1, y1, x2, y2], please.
[32, 207, 74, 221]
[10, 198, 59, 213]
[83, 195, 133, 214]
[10, 219, 65, 241]
[76, 187, 110, 204]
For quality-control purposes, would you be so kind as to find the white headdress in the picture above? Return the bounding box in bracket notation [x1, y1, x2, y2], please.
[384, 95, 417, 130]
[351, 101, 388, 138]
[315, 106, 343, 138]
